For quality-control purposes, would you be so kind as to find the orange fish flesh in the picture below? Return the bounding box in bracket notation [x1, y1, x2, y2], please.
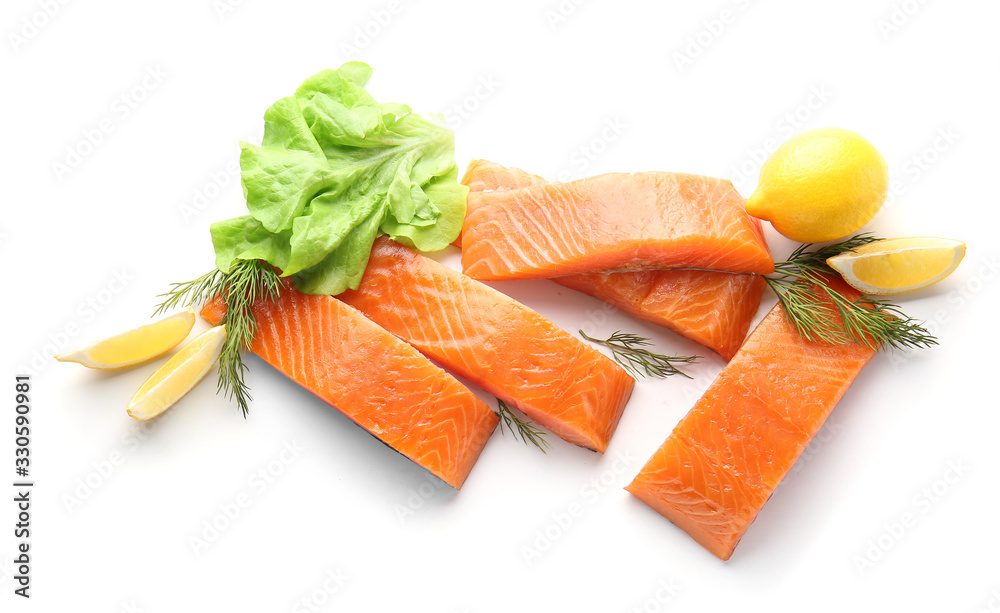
[625, 279, 878, 559]
[201, 282, 498, 489]
[338, 237, 635, 453]
[460, 164, 774, 280]
[460, 160, 768, 359]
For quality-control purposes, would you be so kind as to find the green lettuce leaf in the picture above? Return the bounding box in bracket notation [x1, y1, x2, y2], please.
[210, 216, 292, 273]
[381, 168, 468, 250]
[213, 62, 465, 295]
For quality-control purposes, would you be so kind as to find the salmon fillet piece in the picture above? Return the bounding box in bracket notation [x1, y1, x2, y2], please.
[460, 160, 768, 359]
[338, 237, 635, 453]
[625, 279, 877, 559]
[200, 283, 498, 489]
[553, 271, 766, 360]
[460, 165, 774, 280]
[462, 158, 545, 194]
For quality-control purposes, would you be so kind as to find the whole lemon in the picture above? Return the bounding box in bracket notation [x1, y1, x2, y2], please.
[745, 128, 889, 243]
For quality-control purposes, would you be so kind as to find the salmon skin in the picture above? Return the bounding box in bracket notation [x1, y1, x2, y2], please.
[624, 279, 877, 559]
[460, 160, 768, 359]
[200, 282, 498, 489]
[460, 164, 774, 280]
[338, 237, 635, 453]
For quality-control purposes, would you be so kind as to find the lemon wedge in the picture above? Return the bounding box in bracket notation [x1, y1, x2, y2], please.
[127, 325, 226, 421]
[827, 237, 966, 294]
[55, 308, 196, 370]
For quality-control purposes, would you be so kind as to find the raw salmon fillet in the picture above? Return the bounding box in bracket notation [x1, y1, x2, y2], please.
[554, 271, 766, 360]
[462, 158, 545, 194]
[460, 165, 774, 280]
[625, 279, 877, 560]
[338, 237, 635, 453]
[460, 160, 768, 359]
[200, 283, 498, 489]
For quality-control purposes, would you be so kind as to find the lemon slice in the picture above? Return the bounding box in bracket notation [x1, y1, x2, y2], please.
[55, 308, 196, 370]
[827, 237, 966, 294]
[127, 325, 226, 421]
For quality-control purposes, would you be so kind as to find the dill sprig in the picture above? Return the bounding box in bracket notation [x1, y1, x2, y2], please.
[154, 259, 281, 416]
[152, 268, 227, 317]
[765, 234, 938, 351]
[770, 233, 882, 278]
[496, 399, 552, 453]
[579, 330, 699, 379]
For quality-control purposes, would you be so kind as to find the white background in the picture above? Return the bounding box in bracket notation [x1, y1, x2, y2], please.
[3, 1, 999, 611]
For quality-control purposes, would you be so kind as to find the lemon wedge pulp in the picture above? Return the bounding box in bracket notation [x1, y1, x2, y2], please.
[826, 237, 966, 295]
[127, 325, 226, 421]
[54, 308, 196, 370]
